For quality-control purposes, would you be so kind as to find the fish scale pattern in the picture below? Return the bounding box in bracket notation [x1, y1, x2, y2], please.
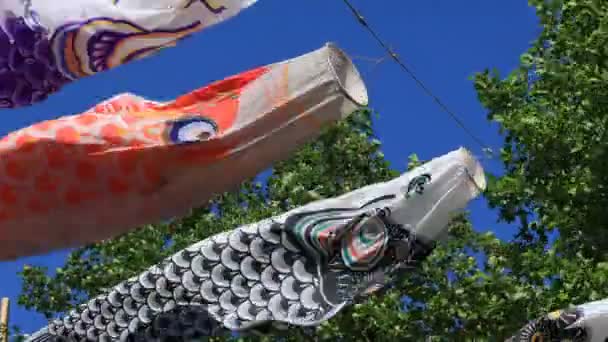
[46, 220, 335, 341]
[507, 309, 587, 342]
[0, 15, 70, 108]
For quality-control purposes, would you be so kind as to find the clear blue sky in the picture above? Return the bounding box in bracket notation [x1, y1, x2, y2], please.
[0, 0, 539, 333]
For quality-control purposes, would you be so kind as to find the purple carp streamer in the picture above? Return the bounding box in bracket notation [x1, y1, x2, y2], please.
[0, 0, 257, 108]
[27, 148, 486, 341]
[507, 298, 608, 342]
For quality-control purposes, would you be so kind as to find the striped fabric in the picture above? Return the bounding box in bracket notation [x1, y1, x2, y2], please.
[286, 207, 391, 272]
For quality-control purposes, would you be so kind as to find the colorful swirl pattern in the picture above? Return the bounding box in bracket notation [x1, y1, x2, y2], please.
[50, 18, 203, 79]
[283, 195, 396, 271]
[340, 215, 389, 271]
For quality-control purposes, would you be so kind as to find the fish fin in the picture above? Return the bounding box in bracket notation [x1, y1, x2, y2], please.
[25, 328, 55, 342]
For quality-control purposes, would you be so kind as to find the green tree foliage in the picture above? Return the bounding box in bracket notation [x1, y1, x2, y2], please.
[17, 0, 608, 339]
[474, 0, 608, 257]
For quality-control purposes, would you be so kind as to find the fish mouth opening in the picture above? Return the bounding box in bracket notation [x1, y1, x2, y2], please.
[325, 42, 369, 107]
[457, 147, 487, 194]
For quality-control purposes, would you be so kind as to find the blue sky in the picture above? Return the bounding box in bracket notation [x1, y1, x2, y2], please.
[0, 0, 539, 334]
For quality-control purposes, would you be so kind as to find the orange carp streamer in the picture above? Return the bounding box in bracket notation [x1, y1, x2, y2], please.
[0, 43, 368, 260]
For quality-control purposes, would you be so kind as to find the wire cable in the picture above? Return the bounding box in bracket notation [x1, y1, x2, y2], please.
[341, 0, 493, 155]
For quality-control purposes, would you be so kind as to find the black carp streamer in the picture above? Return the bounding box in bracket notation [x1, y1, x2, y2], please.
[27, 148, 486, 341]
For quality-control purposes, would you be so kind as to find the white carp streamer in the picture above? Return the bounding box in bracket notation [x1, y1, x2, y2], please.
[0, 0, 258, 108]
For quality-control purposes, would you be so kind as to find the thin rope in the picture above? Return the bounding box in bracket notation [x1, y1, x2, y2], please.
[341, 0, 494, 157]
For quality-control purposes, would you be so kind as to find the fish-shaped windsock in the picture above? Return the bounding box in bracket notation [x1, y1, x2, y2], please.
[507, 298, 608, 342]
[0, 42, 369, 261]
[0, 0, 258, 108]
[26, 148, 486, 341]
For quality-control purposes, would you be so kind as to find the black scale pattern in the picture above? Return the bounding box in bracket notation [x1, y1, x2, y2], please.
[44, 220, 334, 341]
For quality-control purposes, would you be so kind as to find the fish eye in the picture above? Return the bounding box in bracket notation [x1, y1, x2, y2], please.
[167, 117, 218, 144]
